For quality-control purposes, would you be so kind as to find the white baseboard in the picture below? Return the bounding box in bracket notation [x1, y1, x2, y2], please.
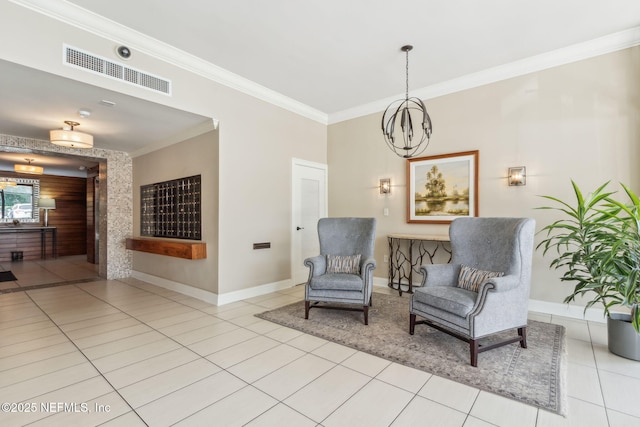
[130, 270, 293, 306]
[216, 279, 293, 306]
[528, 299, 607, 323]
[131, 271, 220, 305]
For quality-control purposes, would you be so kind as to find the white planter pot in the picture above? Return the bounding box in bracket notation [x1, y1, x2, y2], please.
[608, 313, 640, 361]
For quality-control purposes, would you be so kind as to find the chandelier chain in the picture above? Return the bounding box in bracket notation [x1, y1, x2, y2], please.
[405, 48, 409, 101]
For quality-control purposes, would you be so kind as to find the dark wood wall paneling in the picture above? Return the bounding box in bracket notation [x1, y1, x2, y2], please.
[0, 171, 87, 262]
[86, 166, 98, 264]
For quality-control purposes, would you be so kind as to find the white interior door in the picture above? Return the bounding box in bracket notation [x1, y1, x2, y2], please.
[292, 159, 327, 285]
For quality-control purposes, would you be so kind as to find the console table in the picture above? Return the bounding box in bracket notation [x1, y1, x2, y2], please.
[0, 226, 57, 260]
[388, 234, 451, 295]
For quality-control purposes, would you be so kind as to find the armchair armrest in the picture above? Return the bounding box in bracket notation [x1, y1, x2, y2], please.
[469, 274, 525, 318]
[304, 255, 326, 278]
[479, 274, 520, 293]
[360, 257, 377, 278]
[419, 263, 459, 287]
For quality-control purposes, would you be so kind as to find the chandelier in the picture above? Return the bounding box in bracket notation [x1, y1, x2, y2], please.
[381, 45, 433, 158]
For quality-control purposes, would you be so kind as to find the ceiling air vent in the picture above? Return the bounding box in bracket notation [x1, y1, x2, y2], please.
[63, 45, 171, 95]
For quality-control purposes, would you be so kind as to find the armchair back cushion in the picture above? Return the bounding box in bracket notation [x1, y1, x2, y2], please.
[318, 217, 376, 261]
[450, 217, 533, 280]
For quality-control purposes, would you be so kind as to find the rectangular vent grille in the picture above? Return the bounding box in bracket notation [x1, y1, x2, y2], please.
[63, 45, 171, 95]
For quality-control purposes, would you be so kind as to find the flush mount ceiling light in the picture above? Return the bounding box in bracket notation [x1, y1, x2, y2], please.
[381, 45, 433, 158]
[50, 120, 94, 148]
[14, 158, 43, 175]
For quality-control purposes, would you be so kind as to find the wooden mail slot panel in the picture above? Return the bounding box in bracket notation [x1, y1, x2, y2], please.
[126, 238, 206, 260]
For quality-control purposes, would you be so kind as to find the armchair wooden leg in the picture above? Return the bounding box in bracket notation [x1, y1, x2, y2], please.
[518, 327, 527, 348]
[304, 301, 310, 319]
[409, 313, 416, 335]
[363, 306, 369, 325]
[470, 339, 479, 367]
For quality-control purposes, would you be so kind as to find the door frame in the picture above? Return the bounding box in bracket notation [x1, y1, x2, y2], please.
[291, 158, 328, 284]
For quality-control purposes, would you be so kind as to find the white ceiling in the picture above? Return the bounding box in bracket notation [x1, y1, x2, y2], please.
[67, 0, 640, 114]
[1, 0, 640, 174]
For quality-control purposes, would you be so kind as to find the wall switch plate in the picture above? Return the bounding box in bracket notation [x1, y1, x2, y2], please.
[383, 255, 389, 263]
[383, 207, 389, 216]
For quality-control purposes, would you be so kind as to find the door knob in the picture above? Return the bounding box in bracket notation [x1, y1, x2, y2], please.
[296, 226, 304, 230]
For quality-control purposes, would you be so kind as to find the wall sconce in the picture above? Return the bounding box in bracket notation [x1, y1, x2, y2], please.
[38, 198, 56, 227]
[380, 178, 391, 194]
[508, 167, 526, 186]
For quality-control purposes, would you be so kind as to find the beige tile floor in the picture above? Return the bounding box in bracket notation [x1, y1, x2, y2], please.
[1, 256, 639, 426]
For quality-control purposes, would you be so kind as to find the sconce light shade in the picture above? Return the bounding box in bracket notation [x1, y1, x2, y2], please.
[14, 158, 43, 175]
[508, 167, 526, 186]
[380, 178, 391, 194]
[50, 121, 93, 148]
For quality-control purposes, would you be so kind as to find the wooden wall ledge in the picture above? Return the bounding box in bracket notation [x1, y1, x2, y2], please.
[126, 238, 206, 260]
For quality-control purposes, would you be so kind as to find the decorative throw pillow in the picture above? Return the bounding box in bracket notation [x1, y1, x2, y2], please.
[326, 254, 361, 274]
[457, 264, 504, 292]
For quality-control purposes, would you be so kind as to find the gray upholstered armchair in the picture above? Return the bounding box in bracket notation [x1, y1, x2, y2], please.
[304, 217, 377, 325]
[409, 217, 535, 367]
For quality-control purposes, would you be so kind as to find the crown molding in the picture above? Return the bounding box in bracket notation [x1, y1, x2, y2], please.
[12, 1, 640, 127]
[11, 0, 329, 125]
[329, 26, 640, 124]
[130, 118, 218, 158]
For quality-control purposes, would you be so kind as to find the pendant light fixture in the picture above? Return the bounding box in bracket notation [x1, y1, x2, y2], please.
[50, 121, 94, 148]
[14, 158, 43, 175]
[381, 45, 433, 158]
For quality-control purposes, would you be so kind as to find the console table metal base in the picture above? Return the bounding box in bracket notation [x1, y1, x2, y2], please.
[388, 234, 451, 295]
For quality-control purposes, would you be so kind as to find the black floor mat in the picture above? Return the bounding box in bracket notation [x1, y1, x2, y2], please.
[0, 271, 17, 282]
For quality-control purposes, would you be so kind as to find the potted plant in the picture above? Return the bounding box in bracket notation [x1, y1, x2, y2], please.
[538, 181, 640, 360]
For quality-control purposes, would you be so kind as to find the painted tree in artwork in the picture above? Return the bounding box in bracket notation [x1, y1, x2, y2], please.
[425, 165, 447, 198]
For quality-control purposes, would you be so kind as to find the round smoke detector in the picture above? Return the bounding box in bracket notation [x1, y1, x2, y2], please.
[116, 45, 132, 60]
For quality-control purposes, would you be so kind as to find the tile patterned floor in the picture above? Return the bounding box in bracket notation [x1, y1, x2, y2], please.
[1, 257, 639, 426]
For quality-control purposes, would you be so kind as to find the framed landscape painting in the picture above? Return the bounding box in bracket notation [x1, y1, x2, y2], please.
[406, 150, 479, 224]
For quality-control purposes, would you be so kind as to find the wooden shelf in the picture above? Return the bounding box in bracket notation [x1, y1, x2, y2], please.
[126, 238, 206, 260]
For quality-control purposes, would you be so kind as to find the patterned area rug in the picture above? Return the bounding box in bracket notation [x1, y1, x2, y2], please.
[256, 292, 567, 415]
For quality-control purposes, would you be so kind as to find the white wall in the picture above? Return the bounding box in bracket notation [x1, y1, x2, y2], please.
[328, 47, 640, 309]
[132, 130, 219, 293]
[0, 2, 327, 296]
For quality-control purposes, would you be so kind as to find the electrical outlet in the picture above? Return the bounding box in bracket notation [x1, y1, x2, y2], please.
[383, 255, 389, 263]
